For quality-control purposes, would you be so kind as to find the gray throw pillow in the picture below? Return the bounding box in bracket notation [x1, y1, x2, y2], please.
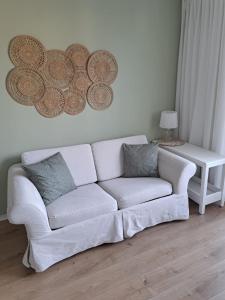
[123, 143, 159, 177]
[23, 152, 76, 206]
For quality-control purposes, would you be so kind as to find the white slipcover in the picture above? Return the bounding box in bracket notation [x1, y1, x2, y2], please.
[7, 164, 52, 242]
[158, 148, 196, 194]
[98, 177, 172, 209]
[91, 135, 148, 181]
[7, 135, 196, 272]
[25, 211, 124, 272]
[22, 144, 97, 187]
[47, 183, 118, 229]
[122, 194, 189, 238]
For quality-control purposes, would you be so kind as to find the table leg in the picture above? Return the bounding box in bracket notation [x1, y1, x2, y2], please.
[220, 165, 225, 207]
[199, 166, 209, 214]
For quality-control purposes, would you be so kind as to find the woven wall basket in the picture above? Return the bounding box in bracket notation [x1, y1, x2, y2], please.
[35, 87, 65, 118]
[6, 35, 118, 117]
[87, 50, 118, 85]
[63, 86, 86, 115]
[41, 50, 75, 89]
[66, 44, 90, 69]
[87, 83, 113, 110]
[72, 70, 92, 96]
[9, 35, 46, 70]
[6, 67, 45, 106]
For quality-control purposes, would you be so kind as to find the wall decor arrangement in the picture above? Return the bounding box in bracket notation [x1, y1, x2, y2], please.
[6, 35, 118, 118]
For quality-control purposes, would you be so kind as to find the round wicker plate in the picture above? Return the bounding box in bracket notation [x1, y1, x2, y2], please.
[6, 67, 45, 106]
[66, 44, 90, 69]
[35, 87, 65, 118]
[41, 50, 75, 89]
[87, 82, 113, 110]
[63, 86, 86, 115]
[72, 70, 92, 95]
[87, 50, 118, 84]
[8, 35, 46, 69]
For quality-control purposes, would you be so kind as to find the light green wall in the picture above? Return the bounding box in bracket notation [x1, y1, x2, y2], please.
[0, 0, 181, 215]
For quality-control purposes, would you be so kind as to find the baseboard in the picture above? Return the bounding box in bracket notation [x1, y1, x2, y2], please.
[0, 214, 7, 221]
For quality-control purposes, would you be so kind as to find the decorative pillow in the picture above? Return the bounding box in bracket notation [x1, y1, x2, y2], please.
[123, 143, 159, 177]
[23, 152, 76, 206]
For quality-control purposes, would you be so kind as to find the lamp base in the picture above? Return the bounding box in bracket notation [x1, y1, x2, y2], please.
[162, 129, 174, 142]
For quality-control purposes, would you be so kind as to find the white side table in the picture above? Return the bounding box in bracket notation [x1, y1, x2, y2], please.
[162, 143, 225, 214]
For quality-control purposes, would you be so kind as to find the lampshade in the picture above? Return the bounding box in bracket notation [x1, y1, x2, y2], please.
[160, 111, 178, 129]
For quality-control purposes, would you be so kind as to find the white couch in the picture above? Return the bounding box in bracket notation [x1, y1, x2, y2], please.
[7, 135, 196, 272]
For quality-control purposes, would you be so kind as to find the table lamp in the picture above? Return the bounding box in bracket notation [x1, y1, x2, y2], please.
[160, 111, 178, 142]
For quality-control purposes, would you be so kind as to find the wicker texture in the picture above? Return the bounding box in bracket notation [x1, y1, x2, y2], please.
[6, 35, 118, 117]
[35, 87, 65, 118]
[6, 67, 45, 106]
[63, 87, 86, 115]
[87, 83, 113, 110]
[87, 50, 118, 84]
[41, 50, 75, 89]
[66, 44, 90, 69]
[9, 35, 46, 69]
[72, 70, 92, 95]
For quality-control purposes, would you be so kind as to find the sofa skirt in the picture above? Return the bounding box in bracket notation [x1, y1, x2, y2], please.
[23, 194, 189, 272]
[24, 211, 123, 272]
[122, 194, 189, 238]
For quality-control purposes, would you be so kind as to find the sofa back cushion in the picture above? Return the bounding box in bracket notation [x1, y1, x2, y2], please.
[22, 144, 97, 187]
[91, 135, 148, 181]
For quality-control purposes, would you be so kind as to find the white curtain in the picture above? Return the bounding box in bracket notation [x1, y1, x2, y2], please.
[176, 0, 225, 185]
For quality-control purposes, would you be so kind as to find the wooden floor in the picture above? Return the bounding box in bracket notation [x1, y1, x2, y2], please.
[1, 201, 225, 300]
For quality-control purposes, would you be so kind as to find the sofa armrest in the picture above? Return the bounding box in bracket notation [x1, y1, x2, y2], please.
[158, 149, 196, 195]
[7, 164, 51, 239]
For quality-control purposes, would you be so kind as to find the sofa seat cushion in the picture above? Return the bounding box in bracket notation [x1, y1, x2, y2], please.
[98, 177, 172, 209]
[46, 183, 118, 229]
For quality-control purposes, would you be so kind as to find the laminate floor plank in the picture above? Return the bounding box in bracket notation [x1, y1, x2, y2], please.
[0, 201, 225, 300]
